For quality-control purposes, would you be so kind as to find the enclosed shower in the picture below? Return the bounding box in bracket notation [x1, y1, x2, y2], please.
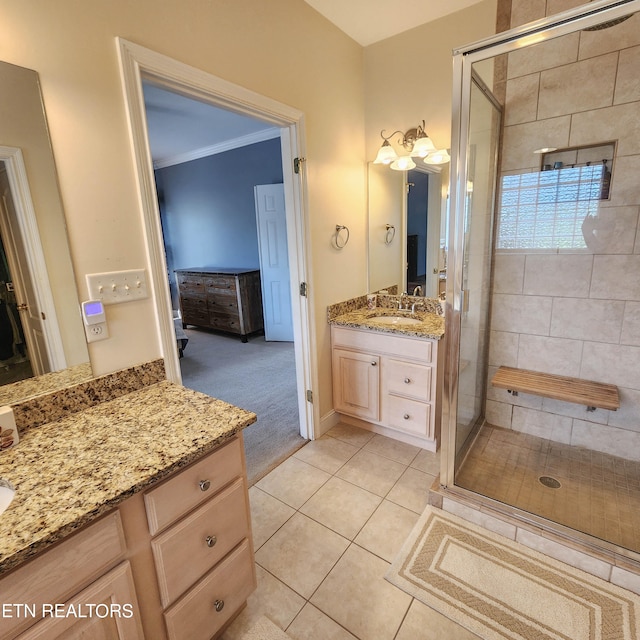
[441, 0, 640, 558]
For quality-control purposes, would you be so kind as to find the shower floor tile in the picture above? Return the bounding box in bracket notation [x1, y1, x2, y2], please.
[456, 424, 640, 553]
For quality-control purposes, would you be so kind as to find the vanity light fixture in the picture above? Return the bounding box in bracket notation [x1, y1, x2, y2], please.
[373, 120, 449, 170]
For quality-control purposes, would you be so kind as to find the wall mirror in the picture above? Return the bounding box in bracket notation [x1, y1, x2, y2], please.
[0, 61, 90, 404]
[367, 161, 447, 298]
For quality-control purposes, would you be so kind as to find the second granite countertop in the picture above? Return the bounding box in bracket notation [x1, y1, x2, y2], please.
[0, 380, 256, 575]
[330, 306, 445, 340]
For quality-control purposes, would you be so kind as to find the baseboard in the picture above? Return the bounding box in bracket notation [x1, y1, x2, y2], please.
[318, 409, 342, 437]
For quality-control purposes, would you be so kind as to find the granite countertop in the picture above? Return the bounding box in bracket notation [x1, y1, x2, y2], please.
[0, 381, 256, 575]
[330, 306, 445, 340]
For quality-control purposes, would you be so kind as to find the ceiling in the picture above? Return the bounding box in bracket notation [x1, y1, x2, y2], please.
[303, 0, 486, 46]
[145, 0, 485, 165]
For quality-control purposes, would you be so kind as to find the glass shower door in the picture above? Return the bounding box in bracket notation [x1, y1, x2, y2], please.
[452, 72, 501, 471]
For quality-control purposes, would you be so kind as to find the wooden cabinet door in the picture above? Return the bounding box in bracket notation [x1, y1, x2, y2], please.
[332, 348, 380, 422]
[16, 563, 143, 640]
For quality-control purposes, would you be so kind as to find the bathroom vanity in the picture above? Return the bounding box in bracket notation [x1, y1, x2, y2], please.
[0, 373, 257, 640]
[330, 302, 445, 451]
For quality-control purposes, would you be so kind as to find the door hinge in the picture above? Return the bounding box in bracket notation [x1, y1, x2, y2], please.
[306, 389, 313, 403]
[299, 282, 308, 297]
[294, 157, 306, 174]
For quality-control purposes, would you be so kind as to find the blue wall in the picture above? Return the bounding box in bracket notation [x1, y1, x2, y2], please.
[407, 169, 429, 278]
[156, 138, 283, 306]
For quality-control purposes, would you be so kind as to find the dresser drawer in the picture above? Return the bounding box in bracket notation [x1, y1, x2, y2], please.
[1, 512, 126, 639]
[385, 359, 431, 402]
[177, 275, 206, 293]
[386, 395, 431, 437]
[152, 478, 250, 608]
[164, 539, 255, 640]
[205, 276, 236, 292]
[144, 437, 243, 535]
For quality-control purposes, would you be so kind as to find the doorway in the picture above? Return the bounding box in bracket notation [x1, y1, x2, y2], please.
[117, 40, 316, 469]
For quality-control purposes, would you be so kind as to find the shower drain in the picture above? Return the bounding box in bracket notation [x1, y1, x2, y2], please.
[538, 476, 561, 489]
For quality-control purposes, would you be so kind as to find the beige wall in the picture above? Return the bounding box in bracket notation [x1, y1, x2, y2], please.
[0, 0, 367, 419]
[487, 1, 640, 459]
[0, 0, 500, 426]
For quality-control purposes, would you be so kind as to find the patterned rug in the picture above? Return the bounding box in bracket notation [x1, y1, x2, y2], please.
[386, 506, 640, 639]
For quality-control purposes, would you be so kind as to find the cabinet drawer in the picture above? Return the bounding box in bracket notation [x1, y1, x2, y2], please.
[331, 326, 433, 362]
[152, 478, 250, 608]
[1, 512, 126, 639]
[209, 314, 241, 332]
[386, 395, 431, 437]
[208, 297, 239, 313]
[144, 437, 243, 535]
[205, 276, 236, 291]
[164, 539, 255, 640]
[385, 359, 431, 402]
[15, 562, 143, 640]
[177, 275, 206, 293]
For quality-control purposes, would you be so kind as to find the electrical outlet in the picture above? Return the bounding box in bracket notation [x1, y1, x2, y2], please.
[85, 269, 148, 305]
[84, 321, 109, 343]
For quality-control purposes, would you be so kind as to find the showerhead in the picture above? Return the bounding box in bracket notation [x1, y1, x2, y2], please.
[583, 2, 635, 31]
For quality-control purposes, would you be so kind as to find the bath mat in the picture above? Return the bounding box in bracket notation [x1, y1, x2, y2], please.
[386, 506, 640, 639]
[242, 615, 290, 639]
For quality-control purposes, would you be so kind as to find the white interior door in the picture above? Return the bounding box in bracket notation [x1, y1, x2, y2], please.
[254, 184, 294, 342]
[0, 167, 49, 374]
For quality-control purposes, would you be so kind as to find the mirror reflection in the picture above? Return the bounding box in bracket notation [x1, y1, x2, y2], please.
[0, 61, 90, 399]
[367, 162, 447, 298]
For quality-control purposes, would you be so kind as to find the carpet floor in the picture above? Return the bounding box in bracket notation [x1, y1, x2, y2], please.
[178, 328, 307, 486]
[386, 506, 640, 640]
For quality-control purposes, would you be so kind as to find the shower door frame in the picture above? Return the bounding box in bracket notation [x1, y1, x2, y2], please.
[441, 0, 640, 504]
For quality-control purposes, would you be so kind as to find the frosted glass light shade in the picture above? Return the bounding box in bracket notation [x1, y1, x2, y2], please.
[373, 140, 397, 165]
[424, 149, 450, 165]
[390, 155, 416, 171]
[411, 135, 436, 158]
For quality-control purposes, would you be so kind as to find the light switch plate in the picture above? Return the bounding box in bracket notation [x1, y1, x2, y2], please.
[85, 269, 148, 305]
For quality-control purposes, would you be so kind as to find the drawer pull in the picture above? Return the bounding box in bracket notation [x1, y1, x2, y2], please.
[199, 479, 211, 492]
[371, 361, 377, 367]
[404, 413, 410, 420]
[404, 377, 411, 384]
[214, 599, 225, 613]
[206, 535, 217, 548]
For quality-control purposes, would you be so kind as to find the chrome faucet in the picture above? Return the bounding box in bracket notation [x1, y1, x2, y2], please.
[412, 285, 422, 296]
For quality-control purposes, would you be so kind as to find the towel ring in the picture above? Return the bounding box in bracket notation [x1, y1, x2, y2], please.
[334, 224, 350, 249]
[385, 224, 396, 245]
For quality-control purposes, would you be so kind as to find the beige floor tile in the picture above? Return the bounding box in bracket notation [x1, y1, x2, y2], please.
[411, 448, 441, 475]
[395, 600, 482, 640]
[310, 544, 412, 640]
[249, 486, 296, 550]
[287, 604, 357, 640]
[363, 434, 421, 465]
[354, 499, 420, 563]
[221, 565, 305, 639]
[256, 455, 331, 509]
[255, 513, 349, 599]
[326, 423, 376, 448]
[336, 450, 407, 497]
[293, 436, 360, 474]
[299, 476, 382, 539]
[386, 467, 432, 514]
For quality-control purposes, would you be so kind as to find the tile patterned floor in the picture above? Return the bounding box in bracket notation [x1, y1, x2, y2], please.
[456, 424, 640, 553]
[222, 423, 480, 640]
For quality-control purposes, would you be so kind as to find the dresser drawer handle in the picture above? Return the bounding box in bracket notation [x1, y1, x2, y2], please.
[206, 535, 217, 548]
[199, 479, 211, 492]
[371, 361, 377, 367]
[214, 599, 225, 613]
[404, 413, 410, 420]
[404, 377, 411, 384]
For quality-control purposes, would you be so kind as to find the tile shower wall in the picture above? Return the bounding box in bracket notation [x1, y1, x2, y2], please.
[486, 1, 640, 460]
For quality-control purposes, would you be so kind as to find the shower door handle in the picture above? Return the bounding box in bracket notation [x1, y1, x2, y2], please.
[460, 289, 470, 313]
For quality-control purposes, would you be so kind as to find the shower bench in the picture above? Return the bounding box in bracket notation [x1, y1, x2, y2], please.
[491, 366, 620, 412]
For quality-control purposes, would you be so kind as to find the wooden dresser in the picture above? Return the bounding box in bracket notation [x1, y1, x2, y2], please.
[175, 268, 264, 342]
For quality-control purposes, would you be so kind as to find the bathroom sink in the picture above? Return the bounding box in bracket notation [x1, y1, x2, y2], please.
[0, 478, 15, 516]
[370, 315, 422, 326]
